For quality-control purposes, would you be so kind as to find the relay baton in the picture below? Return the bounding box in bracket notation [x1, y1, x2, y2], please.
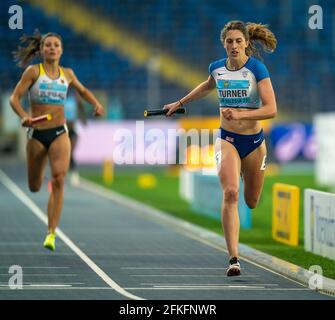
[31, 114, 52, 124]
[144, 107, 186, 117]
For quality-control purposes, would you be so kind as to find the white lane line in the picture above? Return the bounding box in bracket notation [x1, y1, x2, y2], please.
[161, 224, 308, 288]
[0, 286, 310, 291]
[123, 287, 311, 291]
[0, 286, 102, 291]
[26, 284, 72, 287]
[0, 284, 310, 292]
[0, 282, 84, 286]
[0, 284, 73, 288]
[0, 286, 113, 291]
[0, 169, 143, 300]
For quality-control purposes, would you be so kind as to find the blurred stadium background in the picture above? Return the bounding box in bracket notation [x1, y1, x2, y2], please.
[1, 0, 335, 278]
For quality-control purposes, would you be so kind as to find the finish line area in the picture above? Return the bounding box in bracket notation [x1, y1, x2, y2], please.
[0, 163, 332, 300]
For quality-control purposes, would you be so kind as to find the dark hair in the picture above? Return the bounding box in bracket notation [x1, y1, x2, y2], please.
[220, 20, 277, 58]
[13, 30, 63, 68]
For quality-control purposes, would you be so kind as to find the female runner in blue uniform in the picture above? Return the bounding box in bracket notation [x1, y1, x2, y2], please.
[164, 21, 277, 276]
[10, 31, 105, 251]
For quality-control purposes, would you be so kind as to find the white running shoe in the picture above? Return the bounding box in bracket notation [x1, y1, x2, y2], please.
[226, 257, 241, 276]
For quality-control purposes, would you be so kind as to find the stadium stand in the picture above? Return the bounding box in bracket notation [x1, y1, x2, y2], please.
[1, 0, 334, 119]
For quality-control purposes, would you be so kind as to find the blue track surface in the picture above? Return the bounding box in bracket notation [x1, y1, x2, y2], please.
[0, 163, 333, 300]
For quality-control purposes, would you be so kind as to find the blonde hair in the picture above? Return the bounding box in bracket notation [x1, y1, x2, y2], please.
[220, 20, 277, 58]
[13, 30, 63, 68]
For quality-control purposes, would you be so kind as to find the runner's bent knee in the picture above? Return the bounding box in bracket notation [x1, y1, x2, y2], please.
[245, 196, 258, 209]
[29, 181, 42, 192]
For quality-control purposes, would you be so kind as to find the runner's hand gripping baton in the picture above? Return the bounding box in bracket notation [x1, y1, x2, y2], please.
[31, 114, 52, 124]
[144, 108, 186, 117]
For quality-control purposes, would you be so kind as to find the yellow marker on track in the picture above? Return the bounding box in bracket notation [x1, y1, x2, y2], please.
[103, 159, 114, 185]
[137, 174, 157, 189]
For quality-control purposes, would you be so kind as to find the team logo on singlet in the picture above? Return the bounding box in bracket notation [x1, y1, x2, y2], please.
[242, 71, 248, 78]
